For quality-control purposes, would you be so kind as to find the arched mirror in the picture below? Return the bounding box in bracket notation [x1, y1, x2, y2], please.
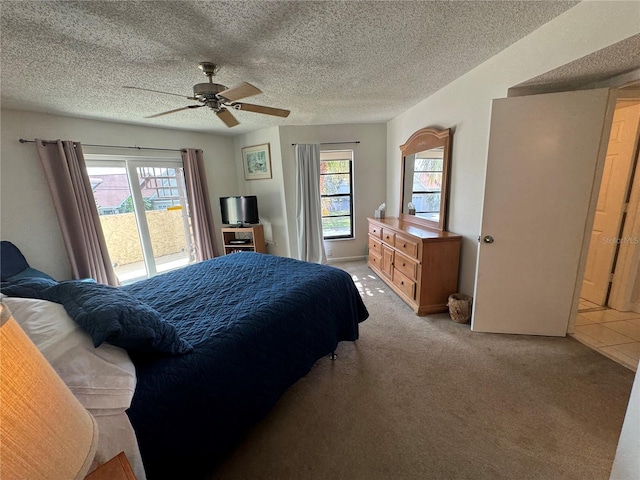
[400, 127, 452, 231]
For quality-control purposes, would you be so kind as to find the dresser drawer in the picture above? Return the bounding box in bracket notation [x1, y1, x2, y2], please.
[395, 234, 419, 259]
[394, 251, 418, 280]
[368, 223, 383, 239]
[382, 229, 396, 246]
[392, 269, 416, 299]
[368, 250, 383, 270]
[368, 236, 382, 255]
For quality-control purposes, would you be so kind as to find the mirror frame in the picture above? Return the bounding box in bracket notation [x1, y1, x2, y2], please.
[399, 127, 452, 231]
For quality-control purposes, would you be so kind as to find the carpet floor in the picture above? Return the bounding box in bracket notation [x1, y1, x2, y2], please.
[212, 260, 634, 480]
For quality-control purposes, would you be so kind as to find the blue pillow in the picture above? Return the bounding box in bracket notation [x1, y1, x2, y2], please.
[6, 267, 56, 282]
[1, 277, 58, 299]
[45, 281, 193, 355]
[1, 241, 30, 280]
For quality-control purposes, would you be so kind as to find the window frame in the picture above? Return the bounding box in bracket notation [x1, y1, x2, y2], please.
[319, 150, 354, 240]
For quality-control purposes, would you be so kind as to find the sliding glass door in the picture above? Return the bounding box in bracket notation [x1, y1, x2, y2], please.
[86, 157, 194, 283]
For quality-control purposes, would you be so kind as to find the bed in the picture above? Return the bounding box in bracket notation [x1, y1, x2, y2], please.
[1, 249, 368, 479]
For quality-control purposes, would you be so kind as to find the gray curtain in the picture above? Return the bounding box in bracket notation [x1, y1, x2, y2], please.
[36, 139, 119, 285]
[181, 148, 217, 261]
[295, 144, 327, 264]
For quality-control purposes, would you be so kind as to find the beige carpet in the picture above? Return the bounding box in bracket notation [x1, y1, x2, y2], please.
[212, 260, 634, 480]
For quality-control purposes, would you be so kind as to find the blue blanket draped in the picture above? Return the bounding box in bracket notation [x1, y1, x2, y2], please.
[122, 253, 368, 479]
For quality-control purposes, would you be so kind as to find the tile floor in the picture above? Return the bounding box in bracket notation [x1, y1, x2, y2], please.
[571, 299, 640, 372]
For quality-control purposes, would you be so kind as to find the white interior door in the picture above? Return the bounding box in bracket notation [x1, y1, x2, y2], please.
[472, 88, 614, 336]
[581, 101, 640, 305]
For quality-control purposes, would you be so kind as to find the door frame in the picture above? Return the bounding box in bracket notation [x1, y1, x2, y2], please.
[605, 91, 640, 313]
[567, 89, 640, 333]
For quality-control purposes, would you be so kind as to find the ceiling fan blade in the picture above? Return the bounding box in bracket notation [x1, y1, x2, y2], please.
[218, 82, 262, 102]
[146, 104, 204, 118]
[233, 102, 290, 118]
[217, 109, 240, 128]
[124, 86, 196, 100]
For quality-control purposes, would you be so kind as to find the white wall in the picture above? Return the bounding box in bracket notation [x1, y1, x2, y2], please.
[387, 1, 640, 296]
[278, 124, 387, 261]
[0, 109, 235, 280]
[232, 127, 289, 257]
[610, 363, 640, 479]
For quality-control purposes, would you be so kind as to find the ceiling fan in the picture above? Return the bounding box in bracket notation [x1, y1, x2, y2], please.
[124, 62, 290, 128]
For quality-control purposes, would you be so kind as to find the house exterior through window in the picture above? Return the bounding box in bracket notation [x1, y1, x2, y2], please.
[86, 155, 194, 284]
[320, 150, 354, 240]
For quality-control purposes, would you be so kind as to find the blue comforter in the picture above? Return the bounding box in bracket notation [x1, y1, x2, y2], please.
[122, 252, 368, 479]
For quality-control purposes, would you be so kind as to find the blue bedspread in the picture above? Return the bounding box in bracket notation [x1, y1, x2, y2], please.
[122, 252, 368, 479]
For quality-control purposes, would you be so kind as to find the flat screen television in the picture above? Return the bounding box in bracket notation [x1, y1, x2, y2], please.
[220, 195, 260, 226]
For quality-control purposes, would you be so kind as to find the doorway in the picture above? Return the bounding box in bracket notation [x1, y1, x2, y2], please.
[573, 98, 640, 371]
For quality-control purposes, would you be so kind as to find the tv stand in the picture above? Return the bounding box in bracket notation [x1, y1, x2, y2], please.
[221, 224, 266, 255]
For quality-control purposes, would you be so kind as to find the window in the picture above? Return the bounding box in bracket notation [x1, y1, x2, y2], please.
[320, 150, 354, 239]
[86, 156, 194, 284]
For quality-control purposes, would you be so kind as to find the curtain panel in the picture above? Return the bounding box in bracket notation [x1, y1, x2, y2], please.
[295, 144, 327, 264]
[181, 148, 217, 261]
[35, 139, 119, 286]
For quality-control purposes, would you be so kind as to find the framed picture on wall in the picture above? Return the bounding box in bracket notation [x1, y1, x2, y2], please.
[242, 143, 272, 180]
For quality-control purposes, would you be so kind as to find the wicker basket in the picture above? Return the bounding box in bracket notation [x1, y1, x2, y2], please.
[447, 293, 473, 324]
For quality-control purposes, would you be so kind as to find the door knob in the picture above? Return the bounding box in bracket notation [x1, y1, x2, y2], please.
[483, 235, 495, 244]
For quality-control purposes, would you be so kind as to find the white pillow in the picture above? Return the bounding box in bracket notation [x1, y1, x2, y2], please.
[2, 297, 136, 413]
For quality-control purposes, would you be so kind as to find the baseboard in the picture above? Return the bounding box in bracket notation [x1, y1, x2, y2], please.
[326, 255, 367, 264]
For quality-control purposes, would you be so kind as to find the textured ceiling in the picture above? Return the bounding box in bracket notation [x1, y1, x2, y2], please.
[1, 1, 580, 136]
[511, 33, 640, 93]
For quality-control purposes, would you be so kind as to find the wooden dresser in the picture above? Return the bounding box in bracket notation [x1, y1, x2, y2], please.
[367, 217, 461, 315]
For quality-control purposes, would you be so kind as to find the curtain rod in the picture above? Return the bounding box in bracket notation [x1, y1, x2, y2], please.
[19, 138, 183, 153]
[291, 141, 360, 146]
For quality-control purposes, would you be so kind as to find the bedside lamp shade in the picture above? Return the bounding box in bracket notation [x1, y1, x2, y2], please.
[0, 303, 98, 480]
